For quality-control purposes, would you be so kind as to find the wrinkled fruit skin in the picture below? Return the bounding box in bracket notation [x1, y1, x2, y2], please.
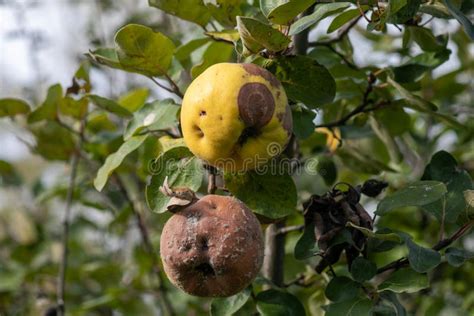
[160, 195, 264, 297]
[181, 63, 292, 172]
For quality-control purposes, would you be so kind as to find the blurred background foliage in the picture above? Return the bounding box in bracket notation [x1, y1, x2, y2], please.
[0, 0, 473, 315]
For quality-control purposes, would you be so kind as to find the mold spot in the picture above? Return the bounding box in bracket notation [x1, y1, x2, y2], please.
[237, 82, 275, 130]
[195, 262, 215, 276]
[241, 63, 281, 88]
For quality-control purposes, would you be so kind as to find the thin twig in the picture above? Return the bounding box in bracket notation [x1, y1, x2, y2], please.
[148, 77, 178, 96]
[115, 175, 175, 316]
[207, 166, 218, 194]
[440, 198, 446, 241]
[308, 16, 361, 46]
[164, 73, 184, 99]
[314, 73, 376, 128]
[376, 220, 474, 274]
[57, 120, 85, 316]
[325, 45, 358, 70]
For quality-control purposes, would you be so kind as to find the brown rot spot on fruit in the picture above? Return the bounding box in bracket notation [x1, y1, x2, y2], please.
[238, 83, 275, 129]
[218, 115, 223, 121]
[199, 110, 207, 116]
[277, 104, 293, 135]
[195, 262, 215, 276]
[241, 63, 280, 88]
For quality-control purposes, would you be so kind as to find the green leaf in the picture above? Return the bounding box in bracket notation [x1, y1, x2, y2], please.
[89, 95, 132, 118]
[388, 0, 421, 24]
[445, 247, 474, 267]
[327, 9, 360, 34]
[237, 16, 291, 56]
[174, 38, 210, 66]
[422, 151, 473, 222]
[419, 3, 451, 18]
[148, 0, 211, 26]
[114, 24, 175, 77]
[124, 99, 179, 140]
[207, 1, 242, 27]
[0, 268, 25, 292]
[118, 88, 150, 112]
[0, 160, 22, 186]
[378, 268, 429, 293]
[270, 55, 336, 107]
[87, 48, 124, 70]
[376, 181, 447, 216]
[224, 169, 297, 219]
[294, 221, 319, 260]
[316, 155, 338, 186]
[393, 50, 451, 83]
[0, 98, 30, 117]
[30, 122, 76, 161]
[379, 291, 407, 316]
[292, 106, 315, 139]
[59, 96, 88, 119]
[289, 2, 351, 36]
[256, 289, 306, 316]
[210, 287, 251, 316]
[325, 276, 360, 302]
[408, 26, 447, 52]
[205, 30, 240, 43]
[386, 76, 437, 112]
[260, 0, 287, 17]
[389, 0, 407, 15]
[191, 41, 234, 78]
[28, 84, 62, 123]
[146, 147, 204, 213]
[443, 0, 474, 39]
[325, 298, 373, 316]
[346, 222, 402, 243]
[94, 135, 148, 191]
[406, 238, 441, 273]
[350, 257, 377, 282]
[373, 106, 410, 136]
[266, 0, 317, 25]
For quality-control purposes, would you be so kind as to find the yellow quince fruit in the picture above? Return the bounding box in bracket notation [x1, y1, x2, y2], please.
[181, 63, 292, 172]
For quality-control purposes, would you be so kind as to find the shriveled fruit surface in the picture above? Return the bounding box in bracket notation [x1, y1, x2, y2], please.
[160, 195, 264, 297]
[181, 62, 292, 172]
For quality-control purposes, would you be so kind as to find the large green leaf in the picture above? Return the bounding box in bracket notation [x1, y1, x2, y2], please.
[289, 2, 351, 36]
[445, 247, 474, 267]
[148, 0, 211, 26]
[269, 55, 335, 108]
[350, 257, 377, 282]
[388, 0, 421, 24]
[406, 238, 441, 273]
[421, 151, 473, 222]
[237, 16, 291, 56]
[294, 221, 319, 260]
[59, 96, 88, 119]
[291, 105, 315, 139]
[124, 99, 179, 140]
[373, 105, 411, 136]
[191, 41, 234, 78]
[28, 84, 62, 123]
[94, 135, 148, 191]
[378, 268, 429, 293]
[327, 9, 360, 34]
[0, 98, 30, 117]
[376, 181, 447, 215]
[256, 289, 306, 316]
[224, 169, 297, 219]
[114, 24, 175, 77]
[266, 0, 317, 25]
[325, 276, 360, 302]
[325, 298, 373, 316]
[30, 122, 76, 161]
[210, 288, 251, 316]
[408, 26, 447, 52]
[260, 0, 287, 17]
[146, 147, 204, 213]
[89, 95, 132, 118]
[118, 88, 150, 112]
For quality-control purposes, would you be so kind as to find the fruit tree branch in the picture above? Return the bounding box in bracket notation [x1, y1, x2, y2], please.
[57, 119, 85, 316]
[376, 220, 474, 274]
[115, 175, 175, 316]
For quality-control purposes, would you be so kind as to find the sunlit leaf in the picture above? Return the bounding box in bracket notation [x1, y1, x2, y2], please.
[0, 98, 30, 117]
[148, 0, 211, 26]
[378, 268, 429, 293]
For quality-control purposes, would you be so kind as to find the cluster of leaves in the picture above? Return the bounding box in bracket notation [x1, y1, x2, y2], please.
[0, 0, 473, 315]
